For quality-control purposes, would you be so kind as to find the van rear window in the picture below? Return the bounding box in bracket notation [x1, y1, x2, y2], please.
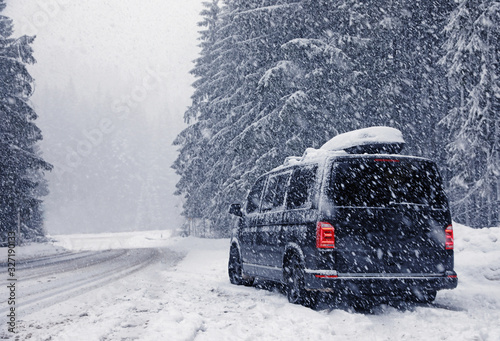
[330, 159, 448, 208]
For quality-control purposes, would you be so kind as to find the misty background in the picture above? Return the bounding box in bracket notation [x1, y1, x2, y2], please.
[4, 0, 203, 234]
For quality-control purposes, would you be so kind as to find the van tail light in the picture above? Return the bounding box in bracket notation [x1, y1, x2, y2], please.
[445, 225, 454, 250]
[316, 222, 335, 249]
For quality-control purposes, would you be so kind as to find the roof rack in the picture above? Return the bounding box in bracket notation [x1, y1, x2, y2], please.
[280, 126, 405, 168]
[320, 126, 405, 154]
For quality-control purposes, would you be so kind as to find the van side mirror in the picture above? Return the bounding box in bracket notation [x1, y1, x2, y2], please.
[229, 203, 243, 217]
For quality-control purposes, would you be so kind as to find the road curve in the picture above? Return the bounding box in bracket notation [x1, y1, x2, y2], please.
[1, 248, 165, 317]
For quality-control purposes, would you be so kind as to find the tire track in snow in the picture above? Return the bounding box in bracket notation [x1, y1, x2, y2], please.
[0, 248, 162, 317]
[0, 250, 128, 282]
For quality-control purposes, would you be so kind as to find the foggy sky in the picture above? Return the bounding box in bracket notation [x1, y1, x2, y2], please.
[4, 0, 203, 234]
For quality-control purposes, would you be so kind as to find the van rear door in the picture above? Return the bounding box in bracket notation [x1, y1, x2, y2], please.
[328, 157, 453, 275]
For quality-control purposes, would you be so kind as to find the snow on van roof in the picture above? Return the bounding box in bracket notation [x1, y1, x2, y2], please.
[277, 127, 405, 170]
[320, 126, 405, 151]
[283, 148, 344, 166]
[277, 148, 347, 170]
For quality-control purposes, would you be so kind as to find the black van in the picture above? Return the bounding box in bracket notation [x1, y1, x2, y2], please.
[228, 127, 457, 306]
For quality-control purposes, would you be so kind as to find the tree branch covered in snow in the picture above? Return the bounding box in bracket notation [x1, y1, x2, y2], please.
[440, 0, 500, 227]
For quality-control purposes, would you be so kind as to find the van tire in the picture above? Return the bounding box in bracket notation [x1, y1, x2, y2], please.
[284, 255, 314, 307]
[228, 246, 253, 286]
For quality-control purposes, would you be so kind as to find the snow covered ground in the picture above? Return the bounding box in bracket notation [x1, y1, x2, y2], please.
[2, 223, 500, 340]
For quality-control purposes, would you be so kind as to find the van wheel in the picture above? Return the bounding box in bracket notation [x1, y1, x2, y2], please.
[228, 246, 253, 286]
[285, 255, 313, 306]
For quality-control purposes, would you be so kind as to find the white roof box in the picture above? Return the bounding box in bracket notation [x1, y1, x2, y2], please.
[320, 126, 405, 154]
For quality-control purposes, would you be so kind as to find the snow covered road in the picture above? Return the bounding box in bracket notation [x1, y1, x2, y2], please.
[0, 249, 168, 318]
[1, 225, 500, 340]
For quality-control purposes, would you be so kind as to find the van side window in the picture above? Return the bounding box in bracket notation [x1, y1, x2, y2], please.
[261, 173, 291, 211]
[246, 176, 266, 213]
[287, 166, 317, 210]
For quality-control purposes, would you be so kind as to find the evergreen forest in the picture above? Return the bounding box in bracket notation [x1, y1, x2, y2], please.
[174, 0, 500, 235]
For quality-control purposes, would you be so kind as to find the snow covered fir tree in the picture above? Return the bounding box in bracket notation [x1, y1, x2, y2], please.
[440, 0, 500, 227]
[0, 1, 51, 243]
[174, 0, 499, 236]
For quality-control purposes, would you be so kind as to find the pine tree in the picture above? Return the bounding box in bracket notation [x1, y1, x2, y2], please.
[440, 0, 500, 227]
[336, 0, 453, 159]
[0, 1, 51, 243]
[222, 0, 359, 209]
[174, 0, 309, 236]
[173, 0, 222, 228]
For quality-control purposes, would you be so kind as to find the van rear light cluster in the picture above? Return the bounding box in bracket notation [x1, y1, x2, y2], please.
[445, 225, 454, 250]
[316, 222, 335, 249]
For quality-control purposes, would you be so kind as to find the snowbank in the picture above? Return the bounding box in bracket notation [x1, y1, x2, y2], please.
[1, 241, 67, 261]
[53, 230, 173, 251]
[453, 223, 500, 292]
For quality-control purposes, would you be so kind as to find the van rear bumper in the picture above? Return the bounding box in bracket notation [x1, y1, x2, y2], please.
[304, 270, 458, 295]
